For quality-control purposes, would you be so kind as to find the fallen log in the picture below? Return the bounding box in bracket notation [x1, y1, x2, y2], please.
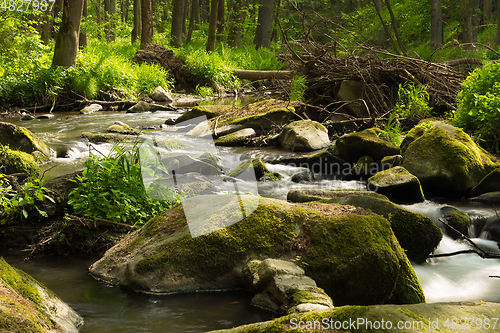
[232, 69, 295, 80]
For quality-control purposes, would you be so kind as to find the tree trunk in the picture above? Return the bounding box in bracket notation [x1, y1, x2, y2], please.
[206, 0, 218, 52]
[383, 0, 407, 55]
[132, 0, 141, 43]
[462, 0, 479, 44]
[200, 0, 208, 22]
[52, 0, 84, 67]
[79, 0, 88, 48]
[496, 0, 500, 45]
[187, 0, 200, 44]
[430, 0, 443, 46]
[95, 0, 101, 37]
[171, 0, 185, 47]
[227, 0, 248, 47]
[124, 0, 129, 22]
[254, 0, 275, 49]
[372, 0, 397, 51]
[140, 0, 153, 49]
[41, 6, 52, 44]
[216, 0, 225, 41]
[484, 0, 492, 22]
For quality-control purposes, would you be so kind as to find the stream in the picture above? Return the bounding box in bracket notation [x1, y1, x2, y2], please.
[2, 106, 500, 331]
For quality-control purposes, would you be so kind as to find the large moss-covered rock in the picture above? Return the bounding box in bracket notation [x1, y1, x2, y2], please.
[278, 120, 330, 151]
[174, 104, 230, 124]
[334, 128, 400, 163]
[215, 128, 256, 146]
[0, 257, 83, 332]
[228, 157, 269, 180]
[89, 197, 424, 306]
[0, 122, 52, 161]
[0, 145, 39, 177]
[272, 150, 347, 177]
[438, 206, 471, 239]
[208, 301, 500, 333]
[367, 166, 425, 204]
[471, 168, 500, 197]
[106, 121, 139, 135]
[80, 132, 133, 143]
[287, 189, 387, 203]
[402, 121, 497, 195]
[338, 195, 442, 263]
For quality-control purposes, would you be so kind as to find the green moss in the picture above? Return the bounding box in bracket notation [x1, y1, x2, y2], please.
[106, 123, 139, 135]
[0, 258, 41, 304]
[229, 108, 295, 125]
[0, 145, 39, 177]
[154, 138, 187, 150]
[134, 200, 300, 278]
[228, 157, 269, 179]
[80, 132, 133, 143]
[389, 209, 442, 263]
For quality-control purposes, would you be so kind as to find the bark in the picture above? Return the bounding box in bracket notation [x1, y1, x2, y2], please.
[383, 0, 407, 55]
[430, 0, 443, 46]
[200, 0, 208, 22]
[484, 0, 492, 22]
[206, 0, 218, 52]
[41, 6, 52, 44]
[104, 0, 116, 41]
[216, 0, 225, 41]
[171, 0, 185, 47]
[372, 0, 397, 51]
[227, 0, 249, 47]
[52, 0, 84, 67]
[132, 0, 141, 43]
[79, 0, 88, 48]
[124, 0, 129, 22]
[496, 0, 500, 46]
[140, 0, 153, 49]
[187, 0, 200, 44]
[461, 0, 478, 44]
[254, 0, 275, 49]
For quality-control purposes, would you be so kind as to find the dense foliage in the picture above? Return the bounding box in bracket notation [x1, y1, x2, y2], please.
[454, 61, 500, 152]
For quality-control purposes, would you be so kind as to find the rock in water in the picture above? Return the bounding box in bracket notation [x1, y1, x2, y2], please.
[279, 120, 330, 151]
[106, 121, 139, 135]
[151, 86, 174, 102]
[0, 122, 52, 163]
[367, 166, 425, 204]
[80, 103, 103, 114]
[0, 257, 84, 332]
[402, 120, 497, 195]
[89, 196, 425, 306]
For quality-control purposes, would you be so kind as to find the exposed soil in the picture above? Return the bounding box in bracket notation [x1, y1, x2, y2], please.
[131, 43, 199, 92]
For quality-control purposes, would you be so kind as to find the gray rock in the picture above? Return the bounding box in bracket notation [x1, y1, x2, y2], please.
[290, 170, 314, 183]
[80, 103, 103, 114]
[294, 303, 330, 313]
[268, 275, 317, 304]
[257, 259, 305, 287]
[468, 191, 500, 204]
[335, 128, 400, 163]
[215, 128, 256, 146]
[287, 189, 386, 203]
[438, 206, 471, 239]
[250, 292, 280, 313]
[106, 121, 139, 135]
[367, 166, 425, 204]
[36, 114, 55, 119]
[380, 154, 403, 168]
[151, 86, 174, 102]
[471, 168, 500, 197]
[279, 120, 331, 151]
[19, 113, 35, 121]
[335, 80, 370, 118]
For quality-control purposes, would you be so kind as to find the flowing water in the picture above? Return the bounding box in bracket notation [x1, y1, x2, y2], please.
[2, 108, 500, 330]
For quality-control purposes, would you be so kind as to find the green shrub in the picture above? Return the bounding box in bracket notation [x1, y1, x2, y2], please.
[68, 141, 179, 227]
[394, 82, 432, 119]
[454, 61, 500, 152]
[289, 75, 307, 102]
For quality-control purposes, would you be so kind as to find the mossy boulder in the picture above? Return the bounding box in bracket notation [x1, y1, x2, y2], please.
[89, 196, 424, 306]
[367, 166, 425, 204]
[272, 150, 347, 177]
[228, 157, 269, 180]
[106, 121, 140, 135]
[215, 128, 256, 146]
[0, 257, 83, 332]
[153, 138, 188, 150]
[287, 189, 387, 203]
[174, 104, 230, 124]
[438, 206, 471, 239]
[338, 195, 442, 263]
[334, 128, 400, 163]
[208, 301, 500, 333]
[80, 132, 133, 143]
[278, 120, 330, 151]
[0, 122, 52, 161]
[402, 121, 497, 195]
[0, 145, 39, 177]
[471, 168, 500, 197]
[468, 191, 500, 204]
[344, 155, 376, 180]
[381, 154, 403, 168]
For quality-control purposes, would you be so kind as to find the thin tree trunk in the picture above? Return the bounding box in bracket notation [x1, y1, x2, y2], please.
[132, 0, 141, 43]
[372, 0, 397, 52]
[95, 0, 101, 37]
[461, 0, 479, 45]
[171, 0, 185, 47]
[383, 0, 407, 55]
[52, 0, 84, 67]
[216, 0, 225, 41]
[430, 0, 443, 46]
[187, 0, 199, 44]
[124, 0, 129, 22]
[484, 0, 492, 22]
[140, 0, 153, 49]
[254, 0, 275, 49]
[41, 6, 52, 44]
[200, 0, 208, 22]
[79, 0, 88, 48]
[496, 0, 500, 45]
[227, 0, 248, 47]
[206, 0, 218, 52]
